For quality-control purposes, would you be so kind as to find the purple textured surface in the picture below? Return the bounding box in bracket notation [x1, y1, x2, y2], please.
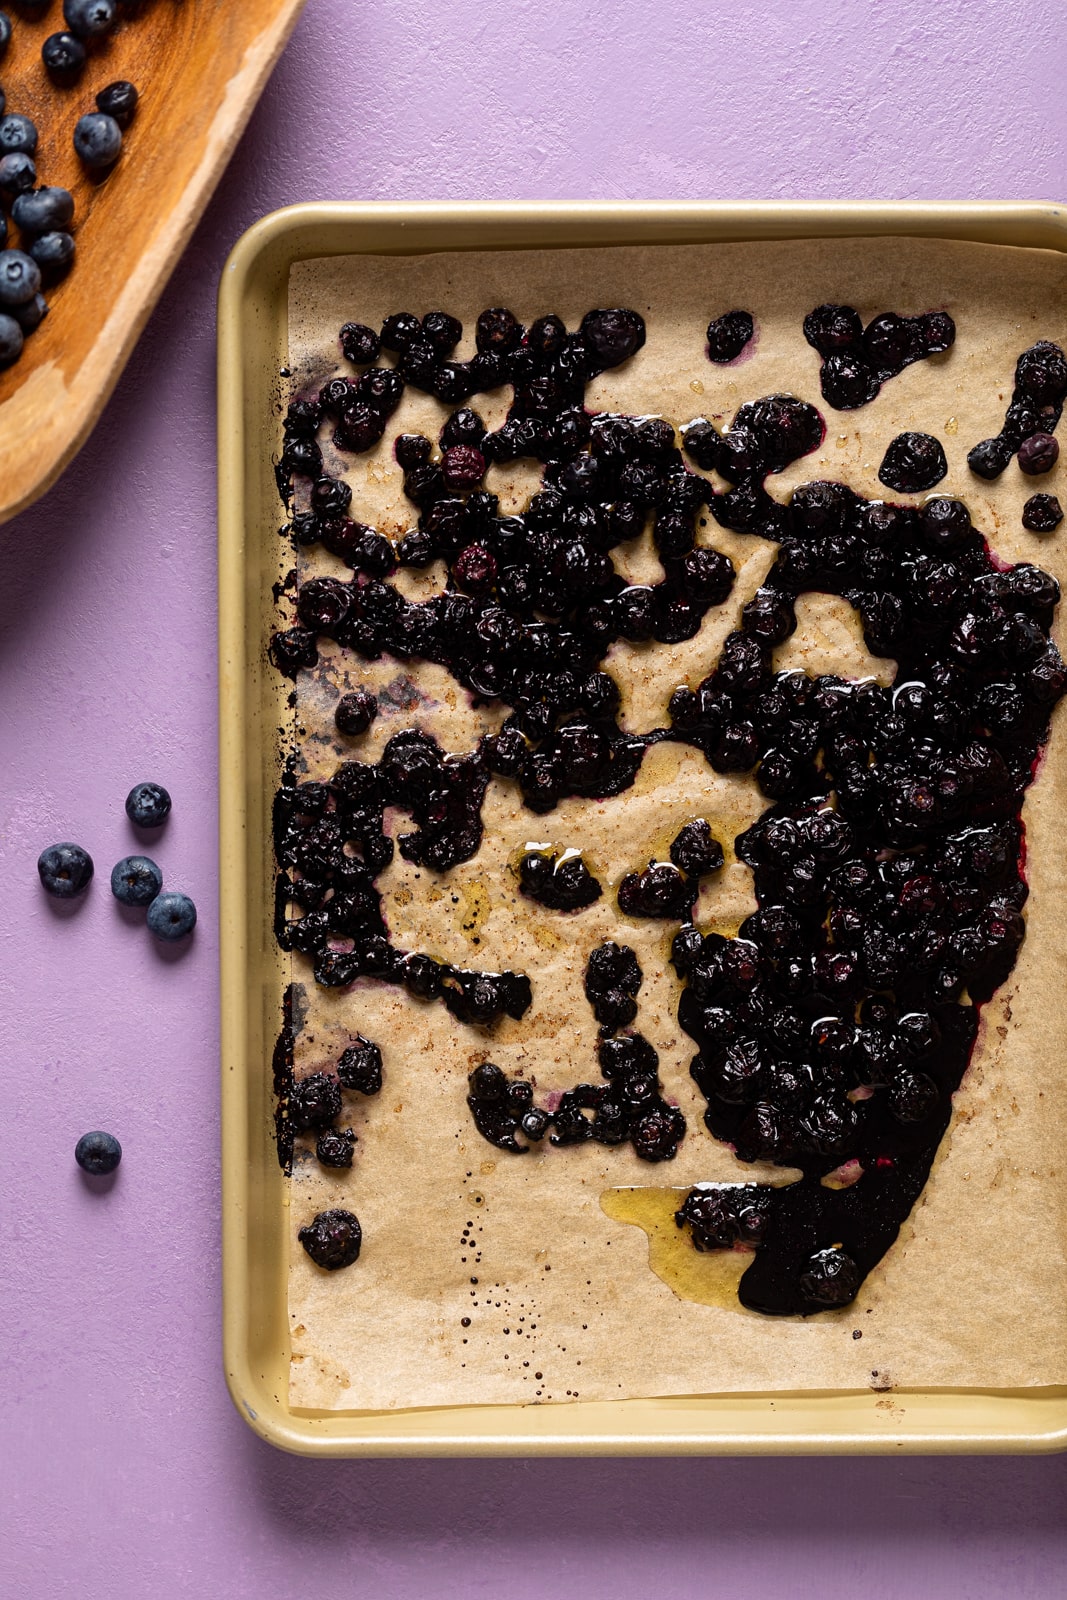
[3, 0, 1067, 1593]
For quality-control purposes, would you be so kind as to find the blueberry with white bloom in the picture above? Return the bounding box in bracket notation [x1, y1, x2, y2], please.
[0, 250, 42, 307]
[13, 186, 75, 236]
[110, 855, 164, 908]
[147, 891, 197, 941]
[75, 1131, 122, 1175]
[12, 292, 47, 332]
[0, 113, 38, 156]
[30, 231, 76, 284]
[0, 312, 23, 368]
[73, 111, 121, 170]
[0, 151, 35, 200]
[63, 0, 117, 38]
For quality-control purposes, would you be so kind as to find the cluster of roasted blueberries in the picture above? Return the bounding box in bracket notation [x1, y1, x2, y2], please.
[273, 303, 1066, 1308]
[802, 302, 956, 411]
[465, 941, 686, 1163]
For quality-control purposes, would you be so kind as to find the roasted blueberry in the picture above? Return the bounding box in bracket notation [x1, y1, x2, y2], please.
[337, 1036, 383, 1094]
[878, 432, 948, 493]
[38, 842, 94, 898]
[1022, 494, 1063, 533]
[706, 309, 754, 363]
[147, 891, 197, 941]
[288, 1071, 343, 1130]
[967, 436, 1015, 480]
[580, 307, 646, 369]
[316, 1127, 357, 1168]
[299, 1208, 362, 1269]
[669, 820, 724, 876]
[1018, 433, 1059, 475]
[798, 1246, 861, 1307]
[803, 303, 863, 355]
[340, 322, 380, 365]
[110, 854, 163, 907]
[334, 689, 379, 736]
[75, 1130, 122, 1175]
[618, 860, 693, 920]
[125, 781, 171, 828]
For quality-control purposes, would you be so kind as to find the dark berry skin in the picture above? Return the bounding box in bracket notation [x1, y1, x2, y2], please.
[476, 307, 523, 353]
[0, 152, 36, 199]
[618, 861, 693, 920]
[519, 849, 602, 911]
[1018, 433, 1059, 475]
[340, 322, 380, 365]
[337, 1036, 383, 1094]
[316, 1127, 357, 1168]
[878, 432, 948, 493]
[75, 1131, 121, 1175]
[967, 435, 1015, 480]
[798, 1247, 862, 1307]
[38, 842, 94, 898]
[110, 854, 162, 907]
[288, 1072, 342, 1130]
[1022, 494, 1063, 533]
[669, 820, 724, 876]
[580, 308, 646, 369]
[334, 690, 378, 736]
[125, 782, 171, 828]
[706, 310, 754, 363]
[803, 304, 863, 355]
[42, 32, 87, 86]
[96, 80, 138, 130]
[299, 1208, 362, 1270]
[73, 111, 122, 169]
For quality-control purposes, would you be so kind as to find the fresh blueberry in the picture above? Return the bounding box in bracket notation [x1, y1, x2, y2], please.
[0, 249, 41, 307]
[63, 0, 117, 38]
[0, 311, 23, 367]
[0, 13, 11, 59]
[0, 113, 38, 155]
[96, 79, 138, 129]
[73, 111, 122, 169]
[12, 291, 47, 332]
[75, 1130, 122, 1175]
[29, 231, 75, 284]
[42, 31, 88, 86]
[125, 781, 171, 827]
[38, 842, 94, 898]
[12, 186, 75, 236]
[110, 854, 163, 907]
[146, 890, 196, 941]
[0, 151, 36, 200]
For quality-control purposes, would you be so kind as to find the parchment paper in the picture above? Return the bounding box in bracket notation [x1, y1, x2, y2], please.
[280, 235, 1067, 1411]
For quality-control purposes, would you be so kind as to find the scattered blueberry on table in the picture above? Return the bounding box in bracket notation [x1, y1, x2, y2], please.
[0, 12, 11, 60]
[31, 230, 75, 283]
[38, 841, 94, 898]
[75, 1130, 122, 1175]
[146, 890, 196, 942]
[0, 112, 37, 154]
[110, 854, 163, 907]
[12, 185, 74, 236]
[0, 150, 36, 199]
[125, 781, 171, 827]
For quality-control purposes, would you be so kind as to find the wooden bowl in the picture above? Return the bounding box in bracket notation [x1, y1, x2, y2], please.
[0, 0, 306, 523]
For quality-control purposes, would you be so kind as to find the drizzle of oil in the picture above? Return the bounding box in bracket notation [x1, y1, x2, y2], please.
[600, 1186, 752, 1311]
[457, 880, 491, 945]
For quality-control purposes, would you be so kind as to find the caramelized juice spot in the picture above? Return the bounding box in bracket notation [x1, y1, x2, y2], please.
[600, 1186, 752, 1311]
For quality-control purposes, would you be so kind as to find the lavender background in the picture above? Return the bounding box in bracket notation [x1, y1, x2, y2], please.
[3, 0, 1066, 1593]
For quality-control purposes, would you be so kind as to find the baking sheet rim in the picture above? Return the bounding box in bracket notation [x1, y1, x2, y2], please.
[218, 198, 1067, 1455]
